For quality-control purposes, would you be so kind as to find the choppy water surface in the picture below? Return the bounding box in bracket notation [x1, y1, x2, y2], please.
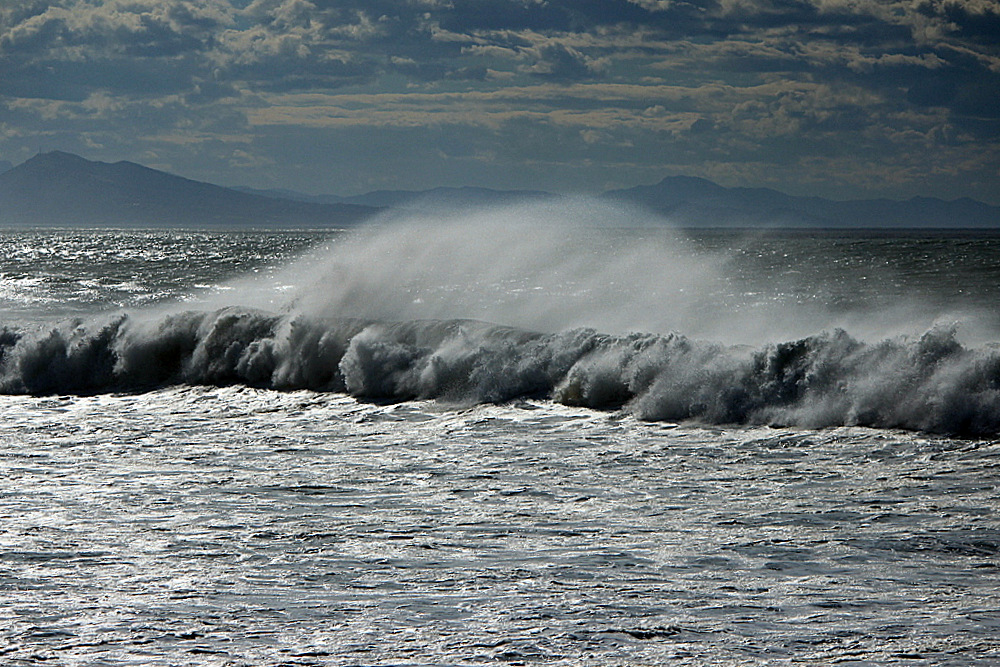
[3, 389, 999, 665]
[1, 216, 1000, 665]
[0, 229, 326, 321]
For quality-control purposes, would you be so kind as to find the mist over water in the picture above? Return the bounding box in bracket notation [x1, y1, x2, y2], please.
[217, 199, 996, 345]
[260, 200, 732, 339]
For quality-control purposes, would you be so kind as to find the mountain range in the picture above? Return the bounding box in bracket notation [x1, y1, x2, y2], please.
[2, 151, 999, 228]
[0, 151, 377, 228]
[601, 176, 1000, 228]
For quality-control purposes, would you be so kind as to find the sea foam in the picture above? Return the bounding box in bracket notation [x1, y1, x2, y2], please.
[1, 309, 999, 436]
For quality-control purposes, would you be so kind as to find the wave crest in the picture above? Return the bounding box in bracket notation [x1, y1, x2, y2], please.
[2, 309, 999, 436]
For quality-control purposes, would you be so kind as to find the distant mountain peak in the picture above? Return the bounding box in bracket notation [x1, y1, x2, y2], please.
[0, 151, 378, 228]
[20, 150, 92, 171]
[32, 149, 84, 161]
[658, 174, 722, 187]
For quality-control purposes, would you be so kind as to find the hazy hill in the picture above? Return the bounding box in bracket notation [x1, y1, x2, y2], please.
[602, 176, 1000, 228]
[0, 152, 378, 228]
[237, 184, 557, 210]
[238, 175, 1000, 227]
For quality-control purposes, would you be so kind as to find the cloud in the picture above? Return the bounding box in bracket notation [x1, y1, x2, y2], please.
[1, 0, 230, 58]
[245, 83, 715, 132]
[0, 0, 997, 202]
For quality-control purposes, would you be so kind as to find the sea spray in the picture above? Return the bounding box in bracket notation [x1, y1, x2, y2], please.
[206, 200, 994, 346]
[223, 200, 737, 340]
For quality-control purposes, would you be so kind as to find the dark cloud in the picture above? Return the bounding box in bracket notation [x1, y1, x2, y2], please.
[436, 0, 659, 32]
[1, 1, 225, 57]
[439, 1, 574, 32]
[528, 44, 600, 80]
[184, 79, 241, 104]
[0, 0, 997, 203]
[917, 0, 1000, 42]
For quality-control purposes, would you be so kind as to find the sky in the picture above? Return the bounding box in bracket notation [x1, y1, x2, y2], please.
[1, 0, 998, 203]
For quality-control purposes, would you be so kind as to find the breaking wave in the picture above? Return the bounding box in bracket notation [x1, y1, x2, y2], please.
[2, 308, 1000, 437]
[6, 201, 1000, 436]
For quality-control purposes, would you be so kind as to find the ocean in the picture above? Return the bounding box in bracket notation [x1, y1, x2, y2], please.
[1, 202, 999, 665]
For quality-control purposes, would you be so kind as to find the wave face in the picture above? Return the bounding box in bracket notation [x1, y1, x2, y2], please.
[2, 309, 1000, 436]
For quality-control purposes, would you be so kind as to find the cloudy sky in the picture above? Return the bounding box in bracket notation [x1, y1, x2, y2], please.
[1, 0, 998, 202]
